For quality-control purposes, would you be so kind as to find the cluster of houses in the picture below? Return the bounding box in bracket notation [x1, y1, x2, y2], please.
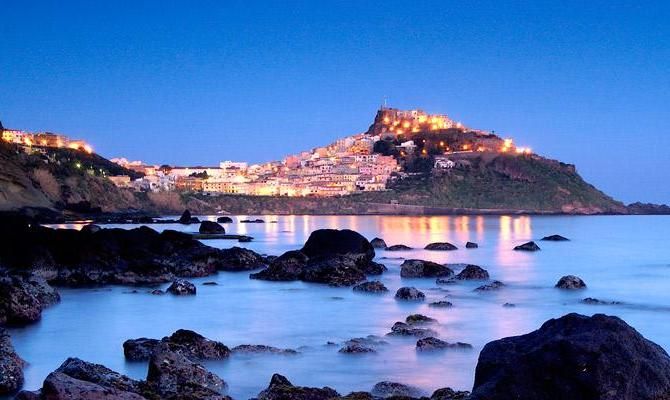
[0, 121, 93, 153]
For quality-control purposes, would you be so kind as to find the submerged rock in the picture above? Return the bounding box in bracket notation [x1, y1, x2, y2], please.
[240, 219, 265, 223]
[0, 328, 25, 395]
[555, 275, 587, 289]
[385, 244, 413, 251]
[424, 242, 458, 251]
[416, 337, 473, 351]
[429, 300, 453, 308]
[394, 287, 425, 301]
[513, 241, 541, 251]
[370, 237, 387, 249]
[465, 241, 479, 249]
[167, 279, 196, 295]
[541, 234, 570, 241]
[470, 313, 670, 400]
[474, 280, 505, 292]
[338, 343, 376, 354]
[217, 246, 266, 271]
[387, 322, 436, 337]
[400, 260, 454, 278]
[455, 265, 490, 280]
[216, 216, 233, 223]
[581, 297, 622, 305]
[353, 281, 388, 293]
[231, 345, 298, 355]
[257, 373, 339, 400]
[371, 381, 424, 398]
[199, 221, 225, 234]
[406, 314, 436, 324]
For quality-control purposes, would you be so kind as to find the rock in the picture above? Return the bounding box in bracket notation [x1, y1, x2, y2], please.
[406, 314, 436, 324]
[178, 210, 193, 224]
[371, 381, 424, 398]
[416, 337, 472, 351]
[502, 302, 516, 308]
[231, 345, 298, 355]
[513, 241, 541, 251]
[555, 275, 587, 289]
[80, 224, 102, 234]
[338, 392, 374, 400]
[149, 289, 164, 295]
[343, 336, 388, 348]
[385, 244, 412, 251]
[541, 234, 570, 241]
[465, 241, 479, 249]
[0, 328, 25, 395]
[301, 229, 375, 267]
[353, 281, 388, 293]
[199, 221, 225, 234]
[455, 265, 490, 280]
[424, 242, 458, 251]
[470, 313, 670, 400]
[435, 277, 455, 285]
[362, 261, 387, 275]
[400, 260, 454, 278]
[240, 218, 265, 223]
[370, 237, 387, 249]
[388, 322, 436, 337]
[217, 246, 266, 271]
[31, 372, 146, 400]
[0, 273, 60, 325]
[147, 342, 227, 398]
[300, 255, 367, 286]
[581, 297, 622, 305]
[257, 373, 339, 400]
[475, 280, 505, 291]
[431, 387, 471, 400]
[54, 358, 143, 394]
[166, 279, 196, 295]
[338, 343, 376, 354]
[394, 287, 425, 301]
[202, 281, 218, 285]
[123, 338, 161, 361]
[429, 301, 453, 308]
[238, 235, 253, 242]
[216, 216, 233, 223]
[251, 250, 310, 281]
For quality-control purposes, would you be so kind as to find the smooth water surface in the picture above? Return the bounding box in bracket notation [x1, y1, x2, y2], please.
[8, 215, 670, 398]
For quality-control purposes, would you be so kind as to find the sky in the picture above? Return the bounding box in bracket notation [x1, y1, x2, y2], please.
[1, 1, 669, 204]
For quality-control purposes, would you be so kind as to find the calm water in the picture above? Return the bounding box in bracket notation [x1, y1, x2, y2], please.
[7, 215, 670, 399]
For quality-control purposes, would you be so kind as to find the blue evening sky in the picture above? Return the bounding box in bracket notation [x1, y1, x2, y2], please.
[1, 1, 668, 203]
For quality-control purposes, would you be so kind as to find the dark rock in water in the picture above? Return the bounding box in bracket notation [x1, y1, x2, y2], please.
[0, 273, 60, 326]
[416, 337, 473, 351]
[541, 234, 570, 241]
[231, 345, 298, 355]
[555, 275, 586, 289]
[475, 280, 505, 292]
[395, 287, 425, 301]
[167, 279, 196, 295]
[178, 210, 193, 224]
[218, 246, 266, 271]
[238, 235, 253, 243]
[431, 387, 471, 399]
[465, 241, 479, 249]
[339, 343, 376, 354]
[123, 338, 161, 361]
[470, 313, 670, 400]
[370, 237, 387, 249]
[581, 297, 621, 305]
[353, 281, 388, 293]
[202, 281, 218, 286]
[252, 250, 310, 281]
[455, 265, 490, 280]
[147, 342, 227, 398]
[406, 314, 436, 324]
[400, 259, 454, 278]
[424, 242, 458, 251]
[371, 381, 424, 398]
[388, 322, 436, 337]
[0, 328, 25, 395]
[338, 391, 374, 399]
[80, 224, 101, 234]
[257, 373, 339, 400]
[301, 229, 375, 266]
[436, 277, 455, 285]
[240, 218, 265, 223]
[362, 261, 387, 275]
[343, 336, 389, 348]
[54, 358, 143, 394]
[216, 216, 233, 223]
[199, 221, 225, 234]
[300, 255, 367, 286]
[429, 300, 453, 308]
[502, 303, 516, 308]
[513, 241, 540, 251]
[385, 244, 413, 251]
[149, 289, 164, 295]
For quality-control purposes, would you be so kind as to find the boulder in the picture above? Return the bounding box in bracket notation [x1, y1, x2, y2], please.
[387, 322, 436, 337]
[338, 343, 376, 354]
[555, 275, 587, 289]
[353, 281, 388, 293]
[0, 328, 25, 395]
[541, 234, 570, 241]
[29, 372, 146, 400]
[431, 387, 471, 400]
[231, 345, 298, 355]
[54, 358, 143, 394]
[216, 216, 233, 223]
[80, 224, 102, 234]
[238, 236, 253, 243]
[424, 242, 458, 251]
[455, 265, 490, 280]
[257, 374, 339, 400]
[166, 279, 196, 295]
[513, 241, 540, 251]
[300, 255, 367, 286]
[400, 260, 454, 278]
[199, 221, 225, 234]
[429, 301, 453, 308]
[416, 337, 472, 351]
[470, 313, 670, 400]
[301, 229, 375, 266]
[147, 342, 227, 398]
[124, 330, 230, 361]
[406, 314, 436, 324]
[178, 210, 193, 224]
[465, 242, 479, 249]
[343, 336, 388, 348]
[475, 280, 505, 292]
[0, 273, 60, 326]
[385, 244, 413, 251]
[371, 381, 424, 398]
[251, 250, 310, 281]
[362, 261, 387, 275]
[395, 287, 425, 301]
[217, 246, 266, 271]
[370, 237, 387, 249]
[123, 338, 161, 361]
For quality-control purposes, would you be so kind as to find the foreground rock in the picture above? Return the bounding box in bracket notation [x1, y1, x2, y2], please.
[251, 229, 383, 286]
[167, 279, 196, 295]
[555, 275, 587, 289]
[124, 329, 231, 361]
[424, 242, 458, 251]
[257, 374, 339, 400]
[371, 381, 423, 398]
[470, 313, 670, 400]
[217, 247, 267, 271]
[0, 273, 60, 326]
[395, 287, 425, 301]
[416, 337, 472, 351]
[0, 328, 24, 395]
[513, 241, 541, 251]
[353, 281, 388, 293]
[400, 260, 454, 278]
[541, 234, 569, 241]
[455, 265, 489, 280]
[370, 237, 387, 249]
[199, 221, 225, 234]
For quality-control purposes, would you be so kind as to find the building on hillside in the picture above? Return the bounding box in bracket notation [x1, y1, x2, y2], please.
[434, 156, 456, 169]
[108, 175, 132, 188]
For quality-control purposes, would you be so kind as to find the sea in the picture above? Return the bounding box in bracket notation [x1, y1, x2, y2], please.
[7, 215, 670, 398]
